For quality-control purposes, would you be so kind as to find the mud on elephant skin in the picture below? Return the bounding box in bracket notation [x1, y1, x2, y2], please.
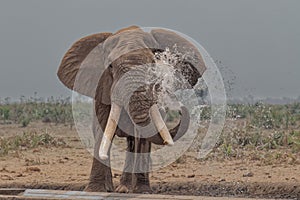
[57, 26, 206, 193]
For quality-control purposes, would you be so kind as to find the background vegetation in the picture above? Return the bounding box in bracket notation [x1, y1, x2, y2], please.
[1, 94, 300, 162]
[0, 95, 73, 127]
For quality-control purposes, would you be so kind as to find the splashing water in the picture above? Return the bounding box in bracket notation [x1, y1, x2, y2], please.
[145, 47, 196, 110]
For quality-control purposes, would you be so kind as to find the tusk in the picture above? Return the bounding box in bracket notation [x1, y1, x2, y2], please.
[150, 104, 174, 146]
[99, 103, 121, 160]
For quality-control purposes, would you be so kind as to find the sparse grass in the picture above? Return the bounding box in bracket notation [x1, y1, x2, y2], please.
[1, 95, 300, 164]
[195, 102, 300, 163]
[289, 130, 300, 152]
[227, 102, 300, 130]
[0, 131, 66, 156]
[208, 129, 300, 166]
[221, 143, 234, 157]
[0, 95, 73, 127]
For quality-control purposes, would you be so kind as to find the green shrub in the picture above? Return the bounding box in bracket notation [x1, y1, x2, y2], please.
[21, 117, 31, 127]
[0, 106, 10, 123]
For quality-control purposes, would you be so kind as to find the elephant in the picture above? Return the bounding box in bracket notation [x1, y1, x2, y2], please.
[57, 26, 206, 193]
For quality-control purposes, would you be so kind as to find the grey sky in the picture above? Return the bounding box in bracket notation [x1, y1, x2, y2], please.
[0, 0, 299, 100]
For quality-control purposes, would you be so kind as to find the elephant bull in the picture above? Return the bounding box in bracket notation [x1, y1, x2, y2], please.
[57, 26, 206, 193]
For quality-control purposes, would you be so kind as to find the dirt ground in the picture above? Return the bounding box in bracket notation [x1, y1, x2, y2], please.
[0, 122, 299, 199]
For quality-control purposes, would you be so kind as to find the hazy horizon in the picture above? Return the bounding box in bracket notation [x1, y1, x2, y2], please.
[0, 0, 299, 100]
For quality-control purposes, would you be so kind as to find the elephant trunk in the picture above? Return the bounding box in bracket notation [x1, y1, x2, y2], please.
[114, 70, 190, 145]
[111, 64, 156, 125]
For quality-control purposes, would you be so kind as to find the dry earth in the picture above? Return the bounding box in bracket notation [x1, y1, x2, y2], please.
[0, 122, 299, 199]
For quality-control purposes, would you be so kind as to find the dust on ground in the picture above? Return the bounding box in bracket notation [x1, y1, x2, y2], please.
[0, 122, 299, 199]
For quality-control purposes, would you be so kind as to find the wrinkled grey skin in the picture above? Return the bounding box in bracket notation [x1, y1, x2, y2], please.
[57, 26, 206, 193]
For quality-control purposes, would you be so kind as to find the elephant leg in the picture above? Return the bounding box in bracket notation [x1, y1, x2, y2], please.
[116, 136, 135, 193]
[84, 103, 114, 192]
[84, 156, 113, 192]
[132, 137, 152, 194]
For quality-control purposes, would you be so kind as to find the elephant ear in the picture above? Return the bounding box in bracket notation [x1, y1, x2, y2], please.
[57, 32, 113, 101]
[150, 29, 206, 87]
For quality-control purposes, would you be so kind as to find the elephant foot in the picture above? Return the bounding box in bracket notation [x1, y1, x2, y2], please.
[85, 157, 114, 193]
[115, 184, 129, 193]
[84, 182, 113, 193]
[133, 185, 153, 194]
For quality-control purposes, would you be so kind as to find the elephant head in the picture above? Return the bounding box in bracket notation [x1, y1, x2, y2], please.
[57, 26, 206, 160]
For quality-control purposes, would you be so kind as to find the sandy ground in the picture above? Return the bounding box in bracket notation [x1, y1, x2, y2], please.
[0, 122, 299, 199]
